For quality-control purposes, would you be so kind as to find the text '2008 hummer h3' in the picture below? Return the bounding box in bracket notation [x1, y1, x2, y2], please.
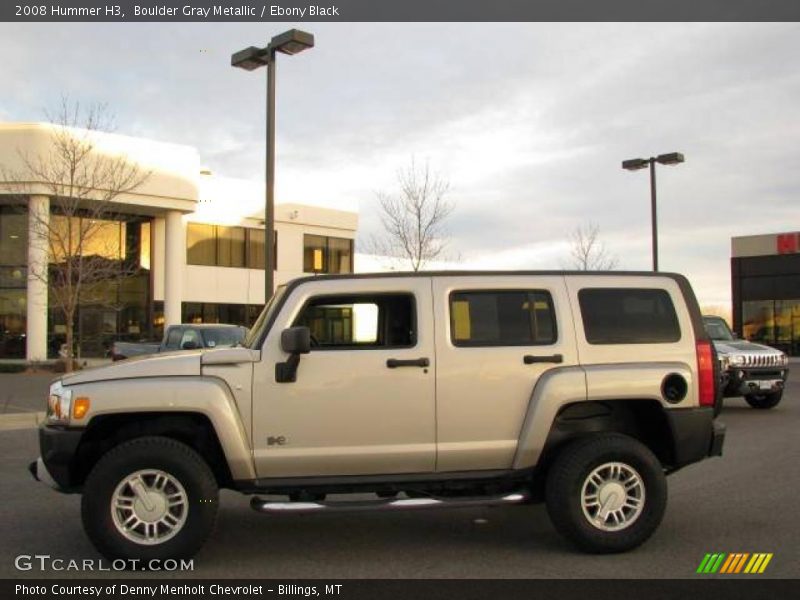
[31, 271, 725, 561]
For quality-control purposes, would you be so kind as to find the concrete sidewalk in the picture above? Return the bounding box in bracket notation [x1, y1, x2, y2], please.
[0, 411, 45, 431]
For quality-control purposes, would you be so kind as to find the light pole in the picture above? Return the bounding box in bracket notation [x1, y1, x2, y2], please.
[622, 152, 684, 272]
[231, 29, 314, 301]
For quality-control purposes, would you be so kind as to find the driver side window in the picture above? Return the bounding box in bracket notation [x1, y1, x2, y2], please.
[293, 293, 415, 350]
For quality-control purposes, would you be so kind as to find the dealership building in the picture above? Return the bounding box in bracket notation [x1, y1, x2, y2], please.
[0, 123, 357, 361]
[732, 232, 800, 356]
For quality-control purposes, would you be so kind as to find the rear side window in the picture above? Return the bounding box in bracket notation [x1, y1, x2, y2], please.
[450, 290, 557, 346]
[578, 288, 680, 344]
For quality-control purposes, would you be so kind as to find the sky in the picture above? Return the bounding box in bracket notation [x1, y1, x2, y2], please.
[1, 22, 798, 308]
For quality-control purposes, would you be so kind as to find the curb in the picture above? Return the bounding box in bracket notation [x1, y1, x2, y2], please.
[0, 412, 46, 431]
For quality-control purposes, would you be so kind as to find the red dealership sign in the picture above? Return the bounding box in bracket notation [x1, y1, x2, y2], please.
[776, 233, 799, 254]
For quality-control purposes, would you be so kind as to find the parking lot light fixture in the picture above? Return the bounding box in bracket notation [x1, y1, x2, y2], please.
[231, 29, 314, 301]
[621, 152, 685, 272]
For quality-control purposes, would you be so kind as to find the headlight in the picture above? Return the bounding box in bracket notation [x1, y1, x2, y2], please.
[47, 381, 72, 425]
[729, 355, 746, 367]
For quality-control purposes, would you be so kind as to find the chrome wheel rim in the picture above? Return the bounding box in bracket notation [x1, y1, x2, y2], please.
[581, 462, 645, 532]
[111, 469, 188, 545]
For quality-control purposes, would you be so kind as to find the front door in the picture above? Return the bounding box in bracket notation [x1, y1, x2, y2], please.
[252, 277, 436, 478]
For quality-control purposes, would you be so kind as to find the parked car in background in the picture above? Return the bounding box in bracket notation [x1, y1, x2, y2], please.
[703, 315, 788, 409]
[110, 324, 248, 361]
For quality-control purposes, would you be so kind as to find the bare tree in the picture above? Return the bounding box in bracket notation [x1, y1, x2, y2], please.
[3, 99, 150, 370]
[368, 158, 455, 271]
[569, 222, 619, 271]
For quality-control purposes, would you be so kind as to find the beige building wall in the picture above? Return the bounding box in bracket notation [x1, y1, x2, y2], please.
[0, 123, 358, 360]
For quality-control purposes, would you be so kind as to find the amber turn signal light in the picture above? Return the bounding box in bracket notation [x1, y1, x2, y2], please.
[72, 397, 90, 420]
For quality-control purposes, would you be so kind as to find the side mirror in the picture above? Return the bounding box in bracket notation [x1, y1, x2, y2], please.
[281, 326, 311, 355]
[276, 326, 311, 383]
[182, 340, 200, 350]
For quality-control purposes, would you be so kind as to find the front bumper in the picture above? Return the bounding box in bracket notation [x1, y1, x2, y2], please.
[28, 425, 84, 492]
[723, 367, 787, 397]
[665, 407, 725, 469]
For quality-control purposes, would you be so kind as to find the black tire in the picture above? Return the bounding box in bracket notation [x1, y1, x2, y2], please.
[545, 434, 667, 554]
[745, 390, 782, 409]
[81, 436, 218, 564]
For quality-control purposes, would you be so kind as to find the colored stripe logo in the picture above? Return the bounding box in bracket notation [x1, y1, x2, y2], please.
[696, 553, 773, 574]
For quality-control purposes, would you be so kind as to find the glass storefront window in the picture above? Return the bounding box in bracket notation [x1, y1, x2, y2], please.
[188, 224, 272, 270]
[49, 216, 125, 262]
[245, 229, 276, 270]
[247, 228, 265, 269]
[304, 234, 327, 273]
[0, 208, 28, 265]
[140, 222, 151, 270]
[217, 226, 246, 268]
[181, 302, 262, 327]
[187, 223, 216, 266]
[742, 300, 775, 344]
[0, 289, 26, 359]
[303, 234, 354, 274]
[328, 237, 353, 274]
[46, 214, 152, 359]
[1, 207, 30, 359]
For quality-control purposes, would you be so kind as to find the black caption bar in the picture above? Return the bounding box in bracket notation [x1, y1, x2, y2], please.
[2, 0, 800, 22]
[5, 579, 800, 600]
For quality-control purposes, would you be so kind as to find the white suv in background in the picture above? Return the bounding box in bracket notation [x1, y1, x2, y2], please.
[703, 315, 788, 409]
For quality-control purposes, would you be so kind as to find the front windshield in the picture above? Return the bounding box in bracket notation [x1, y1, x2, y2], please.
[704, 318, 734, 341]
[243, 285, 287, 349]
[202, 327, 246, 348]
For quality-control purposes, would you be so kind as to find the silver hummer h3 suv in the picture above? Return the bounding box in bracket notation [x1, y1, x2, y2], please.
[703, 315, 788, 410]
[31, 272, 725, 561]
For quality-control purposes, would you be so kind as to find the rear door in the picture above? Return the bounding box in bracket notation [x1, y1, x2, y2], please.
[432, 276, 577, 471]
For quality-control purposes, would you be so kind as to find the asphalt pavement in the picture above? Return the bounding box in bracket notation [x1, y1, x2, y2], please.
[1, 379, 798, 579]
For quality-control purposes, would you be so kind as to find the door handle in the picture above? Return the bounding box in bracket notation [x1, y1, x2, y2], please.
[386, 357, 430, 368]
[523, 354, 563, 365]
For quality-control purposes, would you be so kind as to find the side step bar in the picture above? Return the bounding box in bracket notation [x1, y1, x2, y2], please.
[251, 491, 530, 515]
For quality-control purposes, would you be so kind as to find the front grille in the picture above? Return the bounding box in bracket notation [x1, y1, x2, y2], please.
[741, 354, 785, 368]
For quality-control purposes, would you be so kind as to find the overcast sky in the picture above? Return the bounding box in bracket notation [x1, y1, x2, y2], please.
[2, 22, 798, 308]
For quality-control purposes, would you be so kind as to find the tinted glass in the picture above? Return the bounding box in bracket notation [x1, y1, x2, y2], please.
[202, 327, 245, 348]
[186, 223, 215, 266]
[217, 226, 245, 268]
[294, 294, 415, 349]
[704, 317, 734, 341]
[579, 288, 680, 344]
[247, 228, 265, 269]
[303, 234, 327, 273]
[328, 237, 353, 274]
[450, 290, 557, 346]
[0, 208, 28, 266]
[164, 327, 183, 349]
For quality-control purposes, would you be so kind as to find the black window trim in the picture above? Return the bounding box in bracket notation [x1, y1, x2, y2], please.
[290, 291, 418, 352]
[448, 288, 559, 348]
